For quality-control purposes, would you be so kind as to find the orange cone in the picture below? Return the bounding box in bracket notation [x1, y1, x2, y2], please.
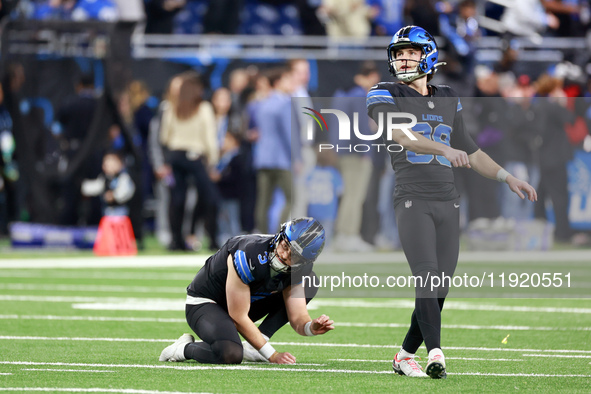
[93, 216, 137, 256]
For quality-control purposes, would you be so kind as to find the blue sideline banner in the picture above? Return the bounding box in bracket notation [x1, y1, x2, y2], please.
[568, 149, 591, 230]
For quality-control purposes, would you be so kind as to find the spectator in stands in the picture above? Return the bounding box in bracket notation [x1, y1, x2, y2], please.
[500, 0, 560, 38]
[500, 74, 540, 221]
[128, 80, 155, 207]
[187, 86, 232, 250]
[111, 0, 143, 21]
[457, 66, 508, 222]
[0, 0, 18, 21]
[212, 87, 232, 148]
[296, 0, 326, 35]
[32, 0, 118, 21]
[404, 0, 443, 36]
[330, 61, 380, 252]
[306, 149, 343, 247]
[227, 68, 251, 137]
[0, 83, 19, 235]
[31, 0, 73, 19]
[210, 131, 246, 245]
[289, 59, 314, 218]
[148, 74, 183, 247]
[109, 89, 145, 248]
[368, 0, 405, 37]
[494, 43, 519, 75]
[543, 0, 588, 37]
[0, 63, 27, 225]
[55, 72, 101, 226]
[439, 0, 481, 78]
[81, 150, 135, 217]
[251, 66, 297, 233]
[144, 0, 186, 34]
[239, 71, 271, 234]
[203, 0, 242, 35]
[71, 0, 118, 21]
[159, 72, 220, 250]
[373, 151, 400, 251]
[321, 0, 371, 38]
[531, 74, 575, 242]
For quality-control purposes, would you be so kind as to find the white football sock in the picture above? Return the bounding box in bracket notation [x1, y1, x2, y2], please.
[428, 348, 444, 360]
[398, 348, 414, 359]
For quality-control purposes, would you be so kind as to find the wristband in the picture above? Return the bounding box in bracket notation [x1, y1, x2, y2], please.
[496, 168, 510, 183]
[304, 321, 316, 336]
[258, 342, 276, 360]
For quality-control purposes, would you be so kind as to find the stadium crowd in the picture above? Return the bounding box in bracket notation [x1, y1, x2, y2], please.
[0, 0, 591, 251]
[0, 0, 588, 38]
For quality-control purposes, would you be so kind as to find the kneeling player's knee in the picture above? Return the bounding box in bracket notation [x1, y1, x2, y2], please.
[213, 340, 243, 364]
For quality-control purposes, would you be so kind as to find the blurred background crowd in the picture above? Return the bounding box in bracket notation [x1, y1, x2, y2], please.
[1, 0, 591, 252]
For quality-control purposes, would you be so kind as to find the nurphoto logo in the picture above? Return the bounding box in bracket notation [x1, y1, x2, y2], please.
[303, 107, 418, 153]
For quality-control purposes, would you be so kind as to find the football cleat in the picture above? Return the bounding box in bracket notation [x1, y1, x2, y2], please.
[392, 353, 428, 378]
[426, 352, 447, 379]
[159, 333, 194, 362]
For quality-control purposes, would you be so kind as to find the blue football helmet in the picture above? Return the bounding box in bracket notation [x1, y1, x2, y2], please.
[269, 217, 325, 274]
[387, 25, 445, 82]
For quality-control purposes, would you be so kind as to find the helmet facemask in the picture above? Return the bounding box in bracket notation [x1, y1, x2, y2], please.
[387, 26, 446, 83]
[269, 218, 325, 275]
[269, 233, 291, 274]
[389, 44, 432, 83]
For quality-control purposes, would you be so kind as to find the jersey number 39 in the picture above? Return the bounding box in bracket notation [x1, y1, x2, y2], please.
[406, 122, 452, 167]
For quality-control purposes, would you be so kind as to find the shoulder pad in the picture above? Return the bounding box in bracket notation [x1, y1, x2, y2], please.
[233, 249, 255, 284]
[430, 84, 458, 97]
[367, 82, 397, 107]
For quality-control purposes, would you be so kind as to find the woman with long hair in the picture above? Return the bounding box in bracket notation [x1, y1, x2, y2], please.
[160, 72, 220, 250]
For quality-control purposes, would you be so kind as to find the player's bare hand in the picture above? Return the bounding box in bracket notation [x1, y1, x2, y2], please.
[311, 314, 334, 335]
[507, 176, 538, 202]
[443, 147, 471, 168]
[269, 351, 296, 364]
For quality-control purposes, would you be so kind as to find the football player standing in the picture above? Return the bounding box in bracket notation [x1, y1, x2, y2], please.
[366, 26, 537, 378]
[159, 217, 333, 364]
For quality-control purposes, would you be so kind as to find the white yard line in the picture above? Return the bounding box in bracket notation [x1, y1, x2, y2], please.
[0, 361, 589, 378]
[0, 271, 193, 281]
[523, 354, 591, 359]
[311, 299, 591, 314]
[0, 256, 207, 269]
[0, 315, 186, 323]
[336, 322, 591, 331]
[0, 361, 391, 374]
[21, 368, 116, 373]
[449, 372, 591, 377]
[1, 336, 590, 354]
[2, 295, 590, 315]
[0, 283, 183, 294]
[1, 250, 591, 268]
[330, 358, 525, 362]
[0, 314, 588, 331]
[0, 295, 183, 305]
[70, 303, 184, 311]
[0, 389, 209, 394]
[0, 336, 170, 343]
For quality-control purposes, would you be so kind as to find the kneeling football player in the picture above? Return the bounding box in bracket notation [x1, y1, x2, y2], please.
[159, 217, 334, 364]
